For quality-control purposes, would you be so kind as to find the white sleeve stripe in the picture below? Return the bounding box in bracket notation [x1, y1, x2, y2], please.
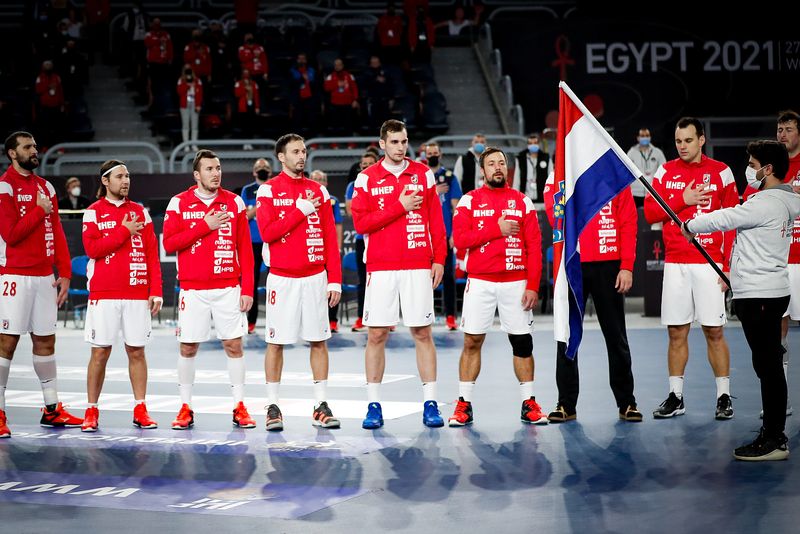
[234, 195, 246, 212]
[354, 173, 369, 191]
[143, 209, 152, 224]
[425, 169, 436, 188]
[166, 196, 181, 213]
[82, 209, 97, 223]
[456, 194, 472, 209]
[719, 166, 736, 187]
[320, 185, 331, 202]
[653, 165, 667, 182]
[256, 183, 273, 198]
[0, 182, 12, 196]
[523, 196, 535, 214]
[44, 181, 56, 196]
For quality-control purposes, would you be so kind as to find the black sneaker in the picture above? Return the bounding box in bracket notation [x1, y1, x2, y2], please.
[653, 392, 685, 419]
[619, 404, 643, 422]
[715, 394, 734, 420]
[547, 404, 577, 423]
[733, 428, 789, 461]
[265, 404, 283, 431]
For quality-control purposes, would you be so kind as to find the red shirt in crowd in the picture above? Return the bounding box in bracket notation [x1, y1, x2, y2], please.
[35, 71, 64, 109]
[233, 78, 260, 113]
[177, 78, 203, 110]
[238, 43, 268, 77]
[323, 70, 359, 106]
[183, 42, 212, 78]
[144, 30, 173, 64]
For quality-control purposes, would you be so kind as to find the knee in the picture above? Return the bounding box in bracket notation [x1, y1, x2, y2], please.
[125, 347, 146, 363]
[463, 334, 483, 352]
[667, 326, 689, 344]
[367, 327, 389, 345]
[508, 333, 533, 358]
[410, 326, 432, 344]
[222, 339, 243, 358]
[702, 326, 725, 343]
[180, 344, 199, 358]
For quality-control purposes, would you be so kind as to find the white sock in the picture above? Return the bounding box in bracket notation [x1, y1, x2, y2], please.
[715, 376, 730, 398]
[227, 357, 246, 405]
[266, 382, 280, 406]
[458, 381, 475, 402]
[367, 382, 381, 403]
[422, 381, 437, 403]
[134, 399, 145, 405]
[519, 381, 534, 401]
[669, 376, 684, 398]
[88, 402, 98, 408]
[0, 358, 10, 411]
[177, 356, 195, 406]
[313, 380, 327, 405]
[33, 355, 58, 406]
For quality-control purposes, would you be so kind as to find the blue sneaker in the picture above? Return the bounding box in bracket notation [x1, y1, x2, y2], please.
[362, 402, 384, 429]
[422, 400, 444, 427]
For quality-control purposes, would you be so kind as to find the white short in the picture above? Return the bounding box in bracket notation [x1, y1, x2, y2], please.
[363, 269, 434, 327]
[786, 264, 800, 320]
[661, 263, 727, 327]
[0, 274, 57, 336]
[84, 299, 152, 347]
[460, 277, 534, 335]
[264, 271, 330, 344]
[177, 286, 246, 343]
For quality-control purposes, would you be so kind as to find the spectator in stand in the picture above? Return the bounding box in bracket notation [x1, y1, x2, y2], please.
[143, 18, 173, 111]
[58, 39, 88, 100]
[177, 65, 203, 152]
[238, 33, 268, 103]
[408, 6, 435, 64]
[84, 0, 110, 62]
[120, 1, 149, 86]
[311, 169, 344, 333]
[454, 133, 487, 194]
[364, 55, 393, 131]
[233, 68, 260, 146]
[58, 176, 90, 219]
[324, 58, 360, 136]
[434, 5, 483, 40]
[241, 158, 272, 334]
[626, 127, 667, 207]
[64, 9, 84, 40]
[376, 2, 405, 65]
[512, 132, 551, 202]
[34, 60, 65, 150]
[183, 29, 212, 83]
[289, 53, 319, 136]
[209, 27, 235, 83]
[348, 145, 380, 184]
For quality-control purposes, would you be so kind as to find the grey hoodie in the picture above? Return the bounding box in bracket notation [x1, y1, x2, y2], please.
[686, 184, 800, 299]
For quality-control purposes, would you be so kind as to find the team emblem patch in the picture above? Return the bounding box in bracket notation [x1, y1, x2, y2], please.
[269, 328, 275, 339]
[91, 329, 96, 340]
[411, 175, 418, 184]
[364, 311, 369, 321]
[2, 319, 8, 330]
[175, 327, 181, 337]
[702, 174, 711, 185]
[508, 199, 516, 209]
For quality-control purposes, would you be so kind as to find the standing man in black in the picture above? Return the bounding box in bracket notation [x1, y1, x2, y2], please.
[454, 133, 486, 194]
[512, 133, 550, 202]
[241, 158, 272, 334]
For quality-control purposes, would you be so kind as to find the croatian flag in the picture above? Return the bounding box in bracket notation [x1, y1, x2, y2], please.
[552, 82, 641, 358]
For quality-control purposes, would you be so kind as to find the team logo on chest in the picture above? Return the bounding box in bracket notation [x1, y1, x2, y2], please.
[507, 199, 516, 209]
[702, 174, 711, 185]
[410, 175, 418, 184]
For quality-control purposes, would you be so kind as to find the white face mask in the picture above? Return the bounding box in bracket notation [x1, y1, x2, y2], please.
[70, 186, 81, 197]
[745, 166, 765, 190]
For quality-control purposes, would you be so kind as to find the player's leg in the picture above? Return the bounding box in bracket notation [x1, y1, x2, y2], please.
[362, 271, 399, 429]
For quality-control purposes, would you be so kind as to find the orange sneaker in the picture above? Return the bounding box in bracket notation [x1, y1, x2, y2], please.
[0, 409, 10, 438]
[232, 401, 256, 428]
[448, 397, 473, 427]
[81, 406, 99, 432]
[40, 402, 83, 428]
[248, 323, 256, 334]
[521, 397, 549, 425]
[329, 320, 338, 333]
[171, 403, 194, 430]
[133, 403, 158, 429]
[351, 317, 365, 332]
[446, 315, 457, 330]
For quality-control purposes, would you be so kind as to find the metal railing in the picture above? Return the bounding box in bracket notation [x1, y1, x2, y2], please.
[474, 24, 526, 136]
[52, 154, 156, 175]
[42, 142, 166, 176]
[169, 139, 278, 173]
[425, 134, 527, 147]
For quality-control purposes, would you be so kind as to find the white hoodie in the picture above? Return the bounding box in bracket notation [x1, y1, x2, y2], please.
[686, 184, 800, 299]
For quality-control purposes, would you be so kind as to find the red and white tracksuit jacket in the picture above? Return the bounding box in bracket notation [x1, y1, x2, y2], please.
[453, 184, 542, 291]
[82, 197, 163, 300]
[351, 158, 446, 272]
[255, 172, 342, 286]
[644, 155, 737, 266]
[238, 43, 268, 76]
[0, 166, 71, 278]
[163, 186, 254, 295]
[544, 173, 637, 270]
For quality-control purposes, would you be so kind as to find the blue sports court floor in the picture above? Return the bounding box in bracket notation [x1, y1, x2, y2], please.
[1, 305, 798, 533]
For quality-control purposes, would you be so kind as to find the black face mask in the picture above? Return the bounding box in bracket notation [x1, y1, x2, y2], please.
[427, 155, 439, 168]
[256, 169, 270, 181]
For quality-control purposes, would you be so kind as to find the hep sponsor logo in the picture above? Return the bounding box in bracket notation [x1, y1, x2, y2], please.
[16, 194, 33, 202]
[97, 221, 117, 231]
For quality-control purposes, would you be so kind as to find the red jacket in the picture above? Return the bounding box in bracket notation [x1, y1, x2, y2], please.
[177, 78, 203, 110]
[233, 79, 259, 113]
[377, 15, 404, 47]
[0, 166, 71, 278]
[408, 15, 435, 50]
[255, 172, 342, 284]
[323, 71, 358, 106]
[163, 186, 254, 295]
[82, 198, 162, 300]
[238, 44, 268, 76]
[453, 184, 542, 290]
[144, 30, 173, 64]
[544, 174, 637, 270]
[351, 158, 446, 272]
[644, 155, 737, 266]
[35, 72, 64, 108]
[183, 42, 212, 78]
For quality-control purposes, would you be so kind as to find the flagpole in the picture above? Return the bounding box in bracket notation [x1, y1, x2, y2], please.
[636, 175, 731, 288]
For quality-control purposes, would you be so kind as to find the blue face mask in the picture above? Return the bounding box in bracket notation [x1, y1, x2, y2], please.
[639, 137, 651, 147]
[528, 144, 539, 154]
[473, 143, 485, 154]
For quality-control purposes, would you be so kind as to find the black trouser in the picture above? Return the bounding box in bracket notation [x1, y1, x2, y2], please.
[736, 296, 790, 438]
[356, 238, 366, 318]
[443, 245, 456, 317]
[248, 242, 265, 325]
[555, 260, 635, 411]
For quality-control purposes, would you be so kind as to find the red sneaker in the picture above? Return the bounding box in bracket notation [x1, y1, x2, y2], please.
[232, 401, 256, 428]
[81, 406, 99, 432]
[351, 317, 365, 332]
[521, 397, 549, 425]
[40, 402, 83, 428]
[448, 397, 473, 427]
[171, 403, 194, 430]
[0, 409, 10, 438]
[446, 315, 457, 330]
[133, 403, 158, 429]
[329, 320, 338, 333]
[248, 323, 256, 334]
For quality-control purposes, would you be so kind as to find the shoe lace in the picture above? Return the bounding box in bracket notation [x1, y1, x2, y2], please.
[315, 402, 332, 417]
[267, 404, 281, 420]
[235, 404, 251, 418]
